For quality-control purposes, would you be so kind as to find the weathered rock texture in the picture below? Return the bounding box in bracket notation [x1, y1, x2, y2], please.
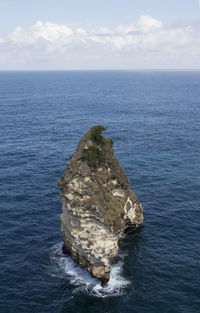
[58, 126, 143, 285]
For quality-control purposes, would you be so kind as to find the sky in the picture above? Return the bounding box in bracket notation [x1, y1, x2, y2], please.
[0, 0, 200, 70]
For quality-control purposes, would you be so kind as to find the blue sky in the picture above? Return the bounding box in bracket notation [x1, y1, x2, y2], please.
[0, 0, 199, 35]
[0, 0, 200, 69]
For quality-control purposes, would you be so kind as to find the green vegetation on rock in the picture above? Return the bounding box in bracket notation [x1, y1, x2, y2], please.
[91, 125, 107, 144]
[103, 194, 125, 231]
[82, 146, 104, 168]
[109, 138, 114, 148]
[81, 125, 114, 169]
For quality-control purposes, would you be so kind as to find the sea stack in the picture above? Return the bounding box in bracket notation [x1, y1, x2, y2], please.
[58, 126, 143, 286]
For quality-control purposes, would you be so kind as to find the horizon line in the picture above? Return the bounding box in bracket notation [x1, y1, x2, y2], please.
[0, 68, 200, 72]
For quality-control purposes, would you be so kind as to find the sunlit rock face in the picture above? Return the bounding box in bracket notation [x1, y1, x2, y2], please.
[58, 126, 143, 286]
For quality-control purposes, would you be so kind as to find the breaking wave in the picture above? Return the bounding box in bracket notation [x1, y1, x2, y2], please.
[49, 242, 130, 297]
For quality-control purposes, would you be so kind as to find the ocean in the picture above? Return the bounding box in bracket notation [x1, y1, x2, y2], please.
[0, 71, 199, 313]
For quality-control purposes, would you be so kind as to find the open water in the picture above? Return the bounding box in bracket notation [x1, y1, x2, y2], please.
[0, 71, 199, 313]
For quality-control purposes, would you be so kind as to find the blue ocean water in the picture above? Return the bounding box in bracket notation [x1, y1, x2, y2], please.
[0, 71, 199, 313]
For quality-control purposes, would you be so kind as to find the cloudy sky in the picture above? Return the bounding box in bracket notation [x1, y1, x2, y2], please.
[0, 0, 200, 70]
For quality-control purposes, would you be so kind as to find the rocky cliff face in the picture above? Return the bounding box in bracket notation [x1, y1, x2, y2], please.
[58, 126, 143, 286]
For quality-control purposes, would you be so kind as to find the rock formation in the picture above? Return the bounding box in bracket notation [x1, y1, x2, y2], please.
[58, 126, 143, 286]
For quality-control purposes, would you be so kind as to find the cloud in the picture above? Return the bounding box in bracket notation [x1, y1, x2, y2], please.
[137, 15, 163, 32]
[0, 15, 200, 69]
[8, 21, 73, 44]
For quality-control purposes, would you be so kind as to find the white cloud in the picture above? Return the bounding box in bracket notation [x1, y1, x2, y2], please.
[137, 15, 163, 32]
[8, 21, 73, 44]
[0, 15, 200, 69]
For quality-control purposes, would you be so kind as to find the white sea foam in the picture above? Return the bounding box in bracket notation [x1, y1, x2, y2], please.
[49, 242, 130, 297]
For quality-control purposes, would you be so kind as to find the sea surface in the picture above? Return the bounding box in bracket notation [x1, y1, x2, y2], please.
[0, 71, 199, 313]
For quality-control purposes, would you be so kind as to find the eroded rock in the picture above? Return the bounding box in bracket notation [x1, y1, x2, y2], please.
[58, 126, 143, 285]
